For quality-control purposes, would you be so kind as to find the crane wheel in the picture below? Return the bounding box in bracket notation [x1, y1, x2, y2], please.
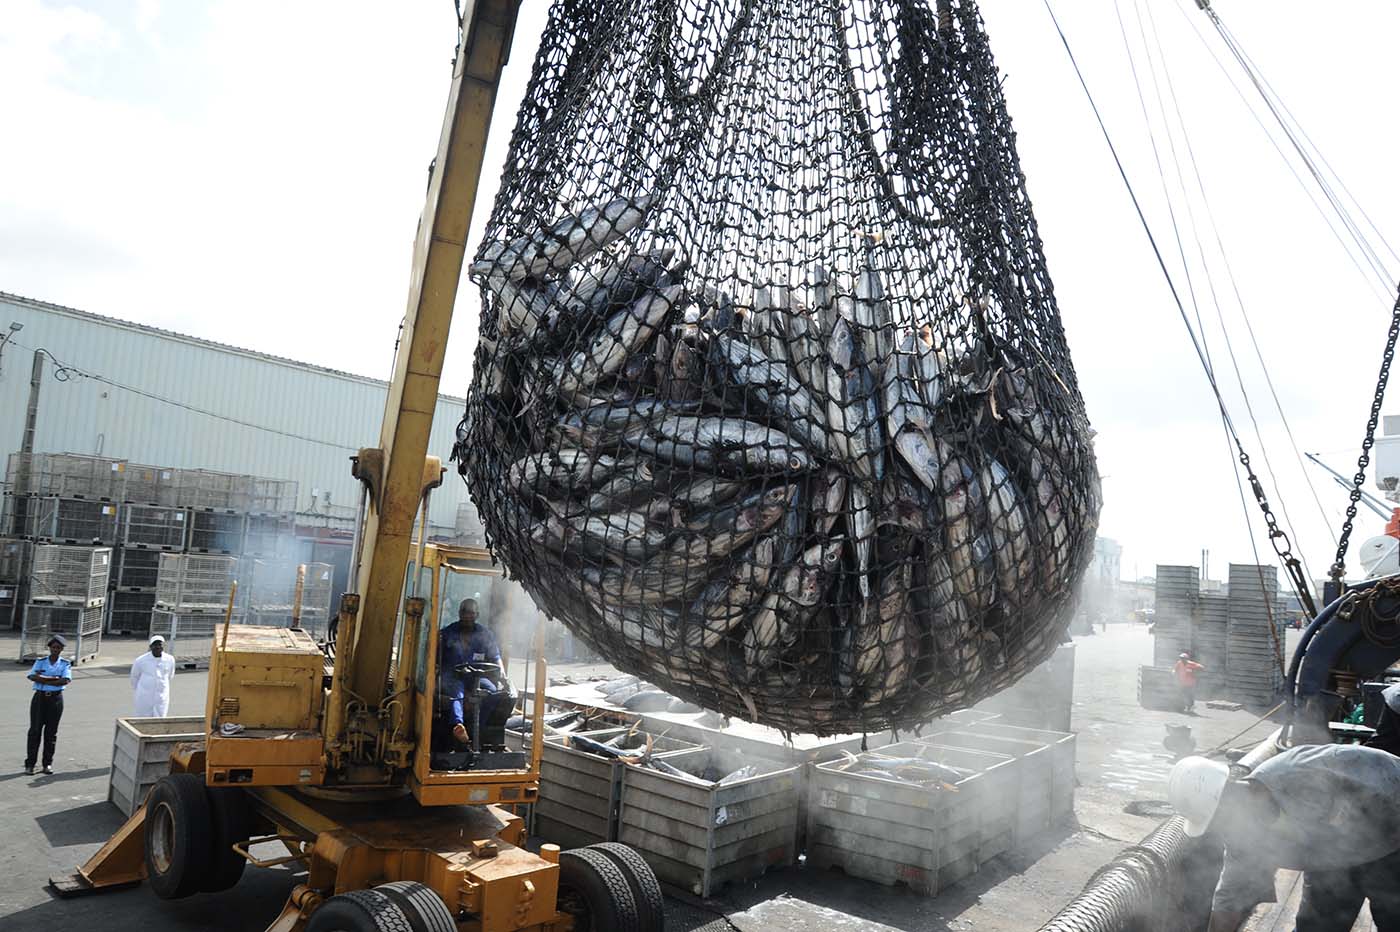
[587, 843, 665, 932]
[143, 773, 214, 900]
[201, 787, 252, 893]
[306, 881, 455, 932]
[557, 847, 642, 932]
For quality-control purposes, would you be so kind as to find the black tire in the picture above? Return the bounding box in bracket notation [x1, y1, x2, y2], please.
[557, 847, 642, 932]
[588, 843, 665, 932]
[201, 787, 252, 893]
[305, 882, 454, 932]
[143, 773, 214, 900]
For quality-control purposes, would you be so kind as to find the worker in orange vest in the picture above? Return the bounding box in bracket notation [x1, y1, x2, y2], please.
[1173, 651, 1205, 714]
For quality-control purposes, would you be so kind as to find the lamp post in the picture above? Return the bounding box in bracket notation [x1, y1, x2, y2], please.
[0, 321, 22, 377]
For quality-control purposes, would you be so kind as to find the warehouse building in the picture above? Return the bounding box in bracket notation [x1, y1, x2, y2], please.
[0, 291, 484, 644]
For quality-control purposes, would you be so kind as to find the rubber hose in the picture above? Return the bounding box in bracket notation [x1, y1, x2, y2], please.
[1037, 818, 1189, 932]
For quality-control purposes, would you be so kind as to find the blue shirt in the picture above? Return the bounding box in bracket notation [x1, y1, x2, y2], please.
[439, 622, 502, 726]
[29, 656, 72, 692]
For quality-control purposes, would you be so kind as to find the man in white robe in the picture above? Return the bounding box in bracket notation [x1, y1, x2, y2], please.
[131, 634, 175, 717]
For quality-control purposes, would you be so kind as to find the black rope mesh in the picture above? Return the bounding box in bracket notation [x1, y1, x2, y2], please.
[456, 0, 1101, 734]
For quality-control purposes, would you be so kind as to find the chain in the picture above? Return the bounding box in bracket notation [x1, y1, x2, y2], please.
[1237, 445, 1317, 620]
[1330, 287, 1400, 584]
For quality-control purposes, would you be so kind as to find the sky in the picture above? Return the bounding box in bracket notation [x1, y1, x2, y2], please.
[2, 0, 1399, 590]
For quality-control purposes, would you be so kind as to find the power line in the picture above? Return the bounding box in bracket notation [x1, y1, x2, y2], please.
[10, 340, 360, 452]
[1040, 0, 1317, 615]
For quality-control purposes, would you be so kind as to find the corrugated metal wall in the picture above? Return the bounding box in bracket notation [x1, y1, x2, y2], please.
[0, 292, 474, 531]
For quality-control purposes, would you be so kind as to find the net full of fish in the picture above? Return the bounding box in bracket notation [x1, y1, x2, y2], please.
[456, 0, 1100, 734]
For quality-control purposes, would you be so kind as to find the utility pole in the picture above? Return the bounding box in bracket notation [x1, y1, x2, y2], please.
[21, 349, 43, 459]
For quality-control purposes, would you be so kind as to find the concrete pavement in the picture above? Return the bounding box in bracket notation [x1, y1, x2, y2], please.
[0, 624, 1287, 931]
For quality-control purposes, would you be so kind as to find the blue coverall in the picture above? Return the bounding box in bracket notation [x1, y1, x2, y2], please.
[439, 621, 503, 732]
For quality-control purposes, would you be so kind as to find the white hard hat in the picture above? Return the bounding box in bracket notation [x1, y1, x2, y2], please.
[1167, 756, 1230, 837]
[149, 635, 165, 645]
[1179, 653, 1190, 659]
[1384, 683, 1400, 714]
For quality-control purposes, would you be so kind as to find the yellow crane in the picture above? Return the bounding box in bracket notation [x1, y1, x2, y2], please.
[48, 3, 659, 929]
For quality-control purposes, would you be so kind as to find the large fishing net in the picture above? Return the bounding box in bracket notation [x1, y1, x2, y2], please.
[455, 0, 1101, 734]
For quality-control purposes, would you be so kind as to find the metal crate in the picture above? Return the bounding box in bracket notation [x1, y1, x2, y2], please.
[532, 728, 707, 850]
[150, 609, 237, 666]
[0, 585, 18, 630]
[29, 545, 112, 606]
[248, 561, 333, 613]
[5, 452, 127, 499]
[115, 547, 162, 591]
[974, 723, 1078, 822]
[807, 744, 1003, 896]
[243, 513, 294, 557]
[617, 748, 801, 898]
[120, 464, 180, 506]
[107, 590, 156, 635]
[915, 729, 1054, 849]
[16, 497, 120, 544]
[155, 553, 239, 611]
[21, 602, 103, 662]
[187, 509, 245, 553]
[0, 537, 31, 584]
[119, 504, 187, 550]
[109, 717, 204, 817]
[249, 477, 298, 514]
[176, 470, 254, 511]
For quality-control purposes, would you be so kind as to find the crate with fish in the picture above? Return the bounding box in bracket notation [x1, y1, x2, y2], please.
[150, 609, 232, 667]
[914, 728, 1053, 848]
[21, 602, 103, 662]
[456, 0, 1102, 738]
[108, 590, 157, 636]
[808, 743, 1010, 895]
[155, 553, 239, 612]
[532, 726, 706, 851]
[118, 503, 187, 551]
[186, 509, 246, 554]
[28, 544, 111, 607]
[616, 747, 801, 898]
[972, 722, 1077, 822]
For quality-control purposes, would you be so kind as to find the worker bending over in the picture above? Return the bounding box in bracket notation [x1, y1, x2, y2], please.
[1170, 744, 1400, 931]
[439, 598, 504, 745]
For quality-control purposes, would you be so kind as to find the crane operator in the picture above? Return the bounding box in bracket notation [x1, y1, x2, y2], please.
[438, 598, 504, 745]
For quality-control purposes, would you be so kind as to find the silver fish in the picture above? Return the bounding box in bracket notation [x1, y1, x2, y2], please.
[854, 255, 888, 368]
[811, 468, 848, 536]
[779, 537, 844, 607]
[693, 535, 776, 630]
[936, 438, 995, 616]
[555, 284, 682, 395]
[849, 483, 875, 600]
[507, 449, 619, 494]
[742, 591, 784, 670]
[708, 332, 829, 455]
[636, 416, 812, 475]
[979, 459, 1035, 612]
[472, 194, 657, 281]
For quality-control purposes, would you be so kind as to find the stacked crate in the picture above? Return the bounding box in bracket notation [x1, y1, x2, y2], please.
[152, 553, 241, 665]
[0, 537, 31, 629]
[245, 560, 333, 637]
[21, 545, 111, 661]
[1226, 564, 1285, 705]
[1153, 565, 1199, 667]
[109, 504, 186, 635]
[1193, 593, 1229, 698]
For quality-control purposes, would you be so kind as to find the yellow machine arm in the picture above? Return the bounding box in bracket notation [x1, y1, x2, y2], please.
[337, 0, 521, 732]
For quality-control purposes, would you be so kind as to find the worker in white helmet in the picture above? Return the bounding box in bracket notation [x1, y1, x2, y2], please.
[130, 634, 176, 717]
[1365, 683, 1400, 756]
[1169, 745, 1400, 931]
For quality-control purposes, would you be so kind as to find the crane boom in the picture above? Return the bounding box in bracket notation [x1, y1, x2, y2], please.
[343, 0, 520, 718]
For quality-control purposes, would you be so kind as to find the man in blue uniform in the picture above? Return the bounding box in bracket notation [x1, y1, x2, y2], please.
[25, 635, 72, 775]
[438, 598, 504, 745]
